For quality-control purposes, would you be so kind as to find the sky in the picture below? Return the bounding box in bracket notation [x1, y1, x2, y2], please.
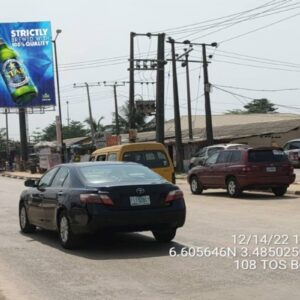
[1, 0, 300, 141]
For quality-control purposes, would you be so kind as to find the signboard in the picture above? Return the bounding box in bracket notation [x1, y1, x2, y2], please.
[106, 134, 121, 147]
[0, 21, 55, 108]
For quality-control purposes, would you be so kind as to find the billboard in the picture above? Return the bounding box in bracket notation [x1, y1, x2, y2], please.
[0, 21, 55, 108]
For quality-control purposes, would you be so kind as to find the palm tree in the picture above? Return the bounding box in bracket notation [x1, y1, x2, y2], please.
[84, 116, 111, 138]
[112, 100, 152, 133]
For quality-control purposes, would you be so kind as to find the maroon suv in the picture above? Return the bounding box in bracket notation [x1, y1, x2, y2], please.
[188, 147, 295, 197]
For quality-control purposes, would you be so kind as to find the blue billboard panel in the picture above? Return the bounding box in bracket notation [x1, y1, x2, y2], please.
[0, 21, 55, 107]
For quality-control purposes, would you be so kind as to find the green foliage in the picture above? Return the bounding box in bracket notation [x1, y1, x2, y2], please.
[84, 116, 107, 135]
[40, 122, 57, 141]
[244, 98, 277, 113]
[34, 120, 89, 142]
[31, 128, 43, 143]
[112, 100, 150, 133]
[63, 121, 89, 139]
[226, 99, 277, 114]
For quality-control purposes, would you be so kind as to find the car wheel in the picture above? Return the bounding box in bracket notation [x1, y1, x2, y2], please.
[152, 228, 176, 242]
[226, 177, 242, 198]
[190, 176, 203, 194]
[19, 203, 36, 233]
[58, 211, 78, 249]
[272, 186, 287, 197]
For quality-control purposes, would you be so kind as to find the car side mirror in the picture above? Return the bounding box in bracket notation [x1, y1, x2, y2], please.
[24, 179, 38, 187]
[198, 160, 205, 166]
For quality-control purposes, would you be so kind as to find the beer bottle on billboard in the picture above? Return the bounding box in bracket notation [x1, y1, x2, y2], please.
[0, 38, 38, 105]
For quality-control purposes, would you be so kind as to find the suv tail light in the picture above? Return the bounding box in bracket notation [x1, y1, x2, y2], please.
[165, 190, 183, 202]
[80, 193, 114, 206]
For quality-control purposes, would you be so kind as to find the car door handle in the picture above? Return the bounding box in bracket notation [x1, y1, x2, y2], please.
[57, 191, 65, 196]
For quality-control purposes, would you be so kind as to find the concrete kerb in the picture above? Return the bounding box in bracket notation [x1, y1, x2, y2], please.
[1, 172, 41, 181]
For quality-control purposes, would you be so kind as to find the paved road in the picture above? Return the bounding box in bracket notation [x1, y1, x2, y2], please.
[1, 177, 300, 299]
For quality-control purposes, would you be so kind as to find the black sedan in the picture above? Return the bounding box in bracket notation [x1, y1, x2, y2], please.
[19, 162, 186, 249]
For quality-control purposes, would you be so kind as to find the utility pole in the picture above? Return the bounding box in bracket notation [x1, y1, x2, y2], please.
[174, 40, 217, 145]
[156, 33, 165, 144]
[129, 32, 136, 138]
[66, 100, 70, 127]
[129, 32, 165, 143]
[202, 44, 214, 145]
[168, 37, 184, 173]
[73, 82, 101, 147]
[181, 49, 193, 140]
[103, 81, 126, 136]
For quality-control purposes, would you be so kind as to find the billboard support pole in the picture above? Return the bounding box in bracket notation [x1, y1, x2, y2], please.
[52, 29, 64, 163]
[19, 108, 28, 170]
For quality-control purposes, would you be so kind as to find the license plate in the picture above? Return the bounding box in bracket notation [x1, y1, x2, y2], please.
[130, 195, 151, 206]
[266, 167, 276, 172]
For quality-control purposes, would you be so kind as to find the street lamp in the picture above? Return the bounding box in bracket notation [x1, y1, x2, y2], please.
[52, 29, 64, 162]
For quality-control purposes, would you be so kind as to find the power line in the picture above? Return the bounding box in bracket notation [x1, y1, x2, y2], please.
[212, 58, 300, 73]
[220, 10, 300, 44]
[213, 85, 300, 111]
[212, 53, 300, 69]
[158, 0, 288, 34]
[210, 49, 300, 68]
[174, 0, 296, 40]
[213, 84, 300, 92]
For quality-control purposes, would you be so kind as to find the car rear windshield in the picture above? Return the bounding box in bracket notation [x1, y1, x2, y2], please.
[122, 150, 170, 168]
[248, 149, 288, 163]
[78, 164, 163, 185]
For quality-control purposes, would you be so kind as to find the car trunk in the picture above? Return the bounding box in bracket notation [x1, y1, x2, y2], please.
[86, 183, 172, 210]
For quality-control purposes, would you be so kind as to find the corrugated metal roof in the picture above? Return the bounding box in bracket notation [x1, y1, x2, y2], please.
[120, 114, 300, 143]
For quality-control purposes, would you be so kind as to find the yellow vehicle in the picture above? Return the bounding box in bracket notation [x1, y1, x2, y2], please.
[90, 142, 175, 183]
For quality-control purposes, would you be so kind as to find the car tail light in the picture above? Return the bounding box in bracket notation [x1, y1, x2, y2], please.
[80, 193, 114, 206]
[165, 190, 183, 202]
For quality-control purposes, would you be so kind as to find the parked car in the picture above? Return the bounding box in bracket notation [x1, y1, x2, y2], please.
[19, 162, 186, 249]
[189, 143, 249, 169]
[188, 147, 295, 197]
[283, 139, 300, 167]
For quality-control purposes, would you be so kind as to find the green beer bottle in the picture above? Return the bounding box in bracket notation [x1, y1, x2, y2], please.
[0, 38, 38, 105]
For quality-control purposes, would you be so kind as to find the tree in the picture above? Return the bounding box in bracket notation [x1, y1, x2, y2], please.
[226, 99, 277, 114]
[40, 122, 57, 141]
[244, 98, 277, 113]
[63, 121, 89, 139]
[31, 128, 43, 143]
[112, 100, 152, 133]
[35, 120, 89, 142]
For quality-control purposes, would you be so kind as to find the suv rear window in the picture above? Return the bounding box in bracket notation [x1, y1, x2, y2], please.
[288, 141, 300, 150]
[123, 150, 169, 168]
[248, 149, 288, 163]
